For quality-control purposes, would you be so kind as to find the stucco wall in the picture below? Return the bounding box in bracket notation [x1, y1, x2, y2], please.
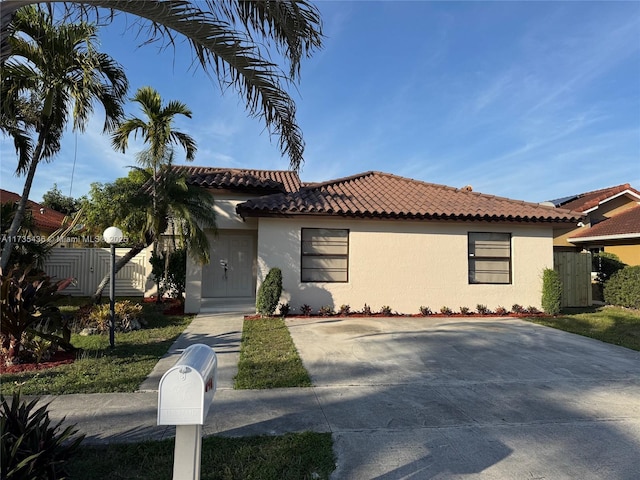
[605, 244, 640, 266]
[256, 218, 554, 314]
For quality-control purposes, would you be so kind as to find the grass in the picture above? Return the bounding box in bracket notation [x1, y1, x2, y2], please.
[526, 306, 640, 351]
[0, 298, 192, 395]
[67, 432, 335, 480]
[235, 317, 312, 389]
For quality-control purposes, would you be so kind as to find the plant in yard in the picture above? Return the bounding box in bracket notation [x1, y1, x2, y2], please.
[0, 267, 75, 364]
[380, 305, 392, 316]
[495, 306, 508, 316]
[362, 304, 372, 316]
[0, 392, 85, 479]
[511, 304, 526, 314]
[459, 306, 470, 315]
[603, 266, 640, 309]
[526, 306, 540, 314]
[440, 306, 453, 316]
[300, 304, 312, 316]
[74, 300, 144, 333]
[318, 305, 335, 316]
[338, 304, 351, 316]
[476, 304, 491, 315]
[278, 302, 290, 317]
[592, 252, 627, 285]
[419, 306, 432, 316]
[541, 268, 563, 315]
[256, 268, 283, 316]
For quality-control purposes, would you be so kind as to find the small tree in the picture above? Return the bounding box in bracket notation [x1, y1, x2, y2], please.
[604, 266, 640, 309]
[256, 268, 283, 316]
[541, 268, 563, 315]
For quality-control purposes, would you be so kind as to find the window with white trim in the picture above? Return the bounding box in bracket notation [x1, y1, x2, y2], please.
[468, 232, 512, 284]
[301, 228, 349, 282]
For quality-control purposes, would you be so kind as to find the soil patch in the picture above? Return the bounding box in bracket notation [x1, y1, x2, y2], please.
[1, 350, 76, 374]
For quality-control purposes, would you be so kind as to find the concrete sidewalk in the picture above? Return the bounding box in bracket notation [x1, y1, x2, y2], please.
[40, 313, 640, 479]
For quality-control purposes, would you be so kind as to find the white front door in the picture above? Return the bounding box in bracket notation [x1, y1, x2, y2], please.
[202, 234, 255, 298]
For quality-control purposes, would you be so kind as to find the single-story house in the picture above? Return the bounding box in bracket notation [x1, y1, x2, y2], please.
[551, 183, 640, 266]
[182, 167, 582, 314]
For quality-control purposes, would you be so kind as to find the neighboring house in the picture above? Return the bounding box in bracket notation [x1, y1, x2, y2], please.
[0, 189, 66, 237]
[551, 184, 640, 266]
[183, 167, 582, 314]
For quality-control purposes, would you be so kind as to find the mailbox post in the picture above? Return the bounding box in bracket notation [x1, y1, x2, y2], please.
[158, 344, 217, 480]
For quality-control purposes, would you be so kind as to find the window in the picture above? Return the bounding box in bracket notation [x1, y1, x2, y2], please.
[468, 232, 511, 284]
[301, 228, 349, 282]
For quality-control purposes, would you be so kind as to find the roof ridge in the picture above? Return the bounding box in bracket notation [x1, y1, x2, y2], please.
[564, 183, 632, 202]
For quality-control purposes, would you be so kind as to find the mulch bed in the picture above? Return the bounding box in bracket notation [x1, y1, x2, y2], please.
[1, 350, 76, 375]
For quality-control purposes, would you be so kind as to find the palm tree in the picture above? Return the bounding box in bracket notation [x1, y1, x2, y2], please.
[86, 165, 218, 302]
[111, 86, 196, 297]
[0, 6, 128, 271]
[1, 1, 323, 170]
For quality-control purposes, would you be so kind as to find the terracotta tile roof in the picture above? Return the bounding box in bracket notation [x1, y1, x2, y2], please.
[553, 183, 640, 212]
[237, 171, 583, 223]
[0, 189, 66, 232]
[174, 166, 301, 194]
[569, 205, 640, 240]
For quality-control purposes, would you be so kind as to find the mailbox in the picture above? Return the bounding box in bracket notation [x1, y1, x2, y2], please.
[158, 344, 217, 425]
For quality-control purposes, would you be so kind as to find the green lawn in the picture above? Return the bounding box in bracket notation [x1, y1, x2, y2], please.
[67, 432, 335, 480]
[1, 299, 192, 395]
[526, 306, 640, 351]
[235, 317, 312, 389]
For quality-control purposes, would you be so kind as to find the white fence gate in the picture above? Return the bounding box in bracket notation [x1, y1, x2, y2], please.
[43, 248, 149, 296]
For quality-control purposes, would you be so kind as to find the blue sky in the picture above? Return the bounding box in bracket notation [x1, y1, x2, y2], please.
[1, 1, 639, 205]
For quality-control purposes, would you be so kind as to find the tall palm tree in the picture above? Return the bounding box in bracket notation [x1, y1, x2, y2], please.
[0, 6, 128, 271]
[111, 86, 196, 280]
[1, 1, 323, 170]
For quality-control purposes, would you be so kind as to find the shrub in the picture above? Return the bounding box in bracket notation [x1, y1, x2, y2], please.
[0, 392, 85, 479]
[300, 304, 312, 316]
[380, 305, 392, 316]
[541, 268, 562, 315]
[495, 306, 508, 316]
[459, 306, 470, 315]
[526, 306, 540, 314]
[0, 267, 75, 364]
[338, 304, 351, 316]
[476, 304, 490, 315]
[278, 302, 290, 317]
[419, 306, 432, 316]
[511, 304, 525, 314]
[362, 304, 372, 316]
[604, 266, 640, 309]
[592, 252, 626, 284]
[256, 268, 283, 316]
[440, 306, 453, 315]
[318, 305, 334, 316]
[75, 300, 144, 333]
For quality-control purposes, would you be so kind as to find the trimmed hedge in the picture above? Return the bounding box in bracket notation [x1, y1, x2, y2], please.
[604, 266, 640, 309]
[256, 268, 283, 316]
[541, 268, 562, 315]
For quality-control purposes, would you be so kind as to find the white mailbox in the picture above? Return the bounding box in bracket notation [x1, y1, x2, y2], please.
[158, 344, 217, 425]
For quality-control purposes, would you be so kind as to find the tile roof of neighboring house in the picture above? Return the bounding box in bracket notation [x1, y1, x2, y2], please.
[237, 171, 584, 223]
[0, 189, 66, 232]
[174, 166, 302, 194]
[569, 205, 640, 241]
[552, 183, 640, 212]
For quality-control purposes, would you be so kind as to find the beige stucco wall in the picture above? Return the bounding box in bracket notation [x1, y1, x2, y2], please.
[256, 218, 554, 315]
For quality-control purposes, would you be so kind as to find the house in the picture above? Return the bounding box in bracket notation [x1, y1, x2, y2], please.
[550, 184, 640, 266]
[182, 167, 582, 314]
[0, 189, 66, 237]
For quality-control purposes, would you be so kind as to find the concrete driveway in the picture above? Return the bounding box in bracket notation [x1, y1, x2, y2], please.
[285, 316, 640, 479]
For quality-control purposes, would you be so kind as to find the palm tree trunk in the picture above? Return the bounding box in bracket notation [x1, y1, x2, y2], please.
[90, 242, 147, 304]
[0, 129, 47, 271]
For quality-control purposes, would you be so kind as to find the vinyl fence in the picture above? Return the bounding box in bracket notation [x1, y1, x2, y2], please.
[43, 247, 149, 296]
[553, 251, 593, 307]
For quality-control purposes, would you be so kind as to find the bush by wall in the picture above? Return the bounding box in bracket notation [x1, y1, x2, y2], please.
[541, 268, 562, 315]
[603, 266, 640, 309]
[592, 251, 627, 284]
[256, 267, 283, 316]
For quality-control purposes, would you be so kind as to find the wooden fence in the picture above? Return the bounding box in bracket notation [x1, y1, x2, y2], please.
[553, 251, 593, 307]
[43, 247, 149, 296]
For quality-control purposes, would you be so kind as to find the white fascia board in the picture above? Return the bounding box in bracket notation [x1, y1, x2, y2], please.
[568, 232, 640, 243]
[583, 191, 640, 214]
